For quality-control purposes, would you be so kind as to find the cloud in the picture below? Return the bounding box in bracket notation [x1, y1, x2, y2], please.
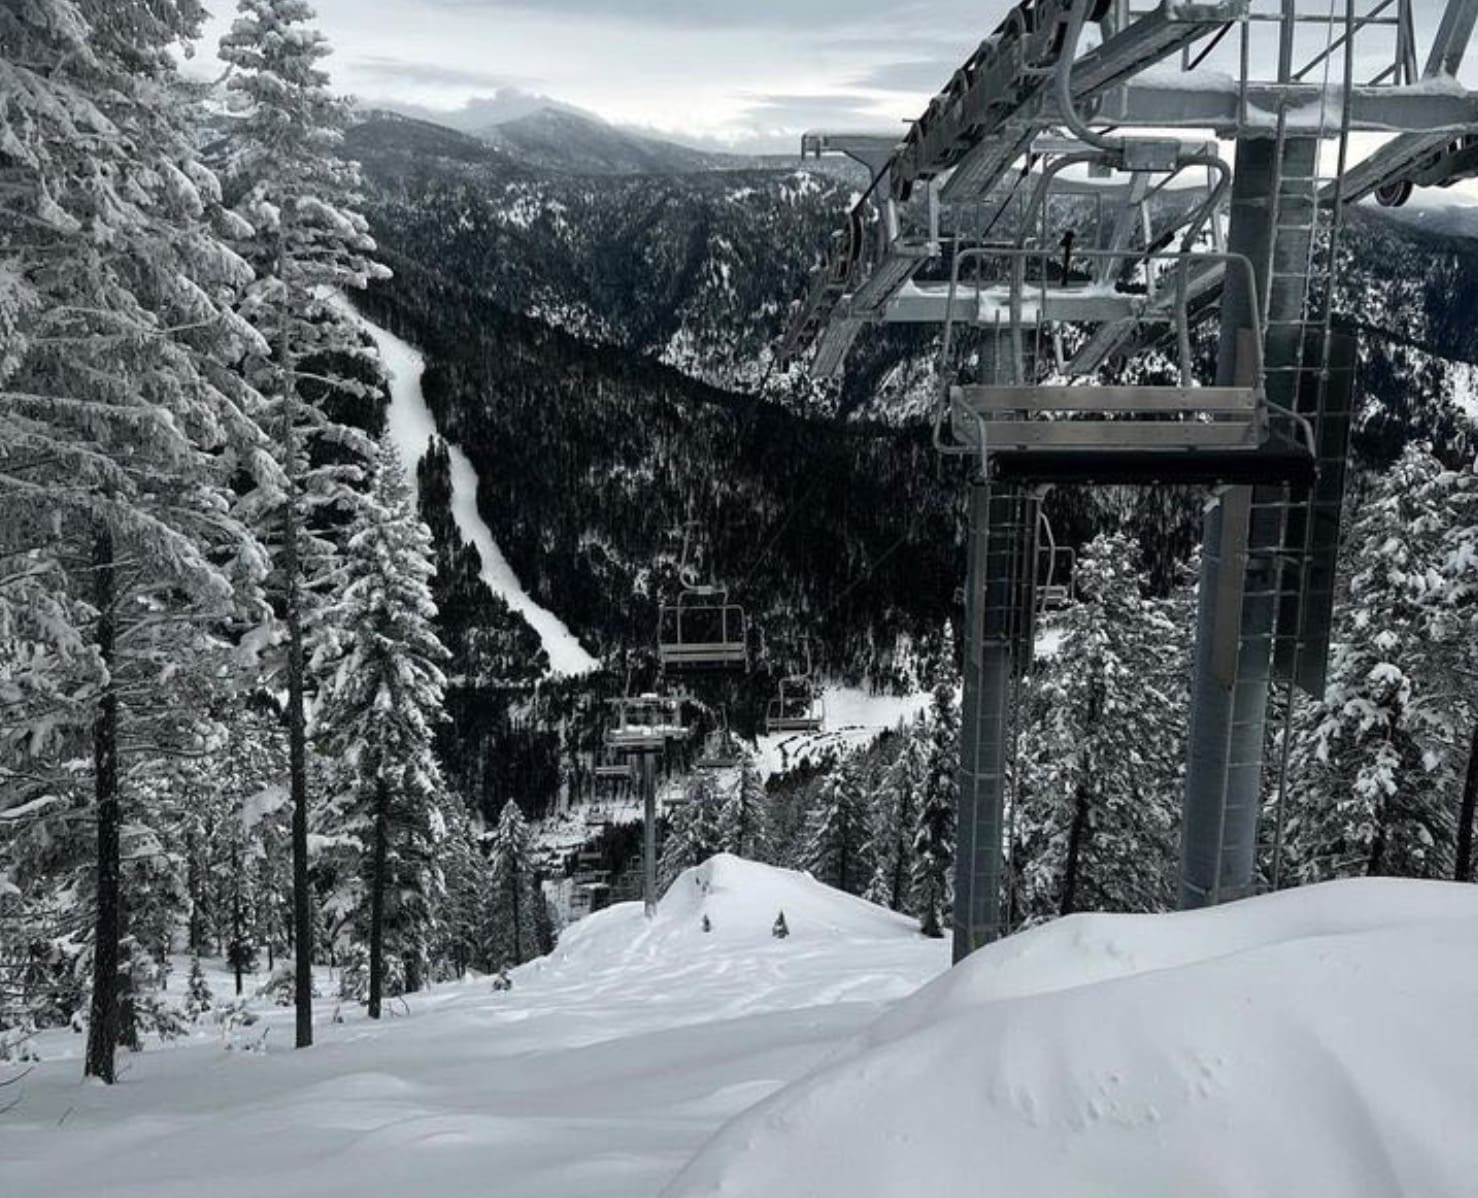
[351, 56, 539, 92]
[732, 92, 907, 142]
[423, 0, 982, 32]
[363, 88, 603, 134]
[849, 59, 958, 93]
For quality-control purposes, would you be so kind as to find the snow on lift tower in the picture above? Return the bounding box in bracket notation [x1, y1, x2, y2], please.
[764, 637, 825, 735]
[657, 520, 749, 673]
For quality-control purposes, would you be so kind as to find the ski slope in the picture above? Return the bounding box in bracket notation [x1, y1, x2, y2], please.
[7, 865, 1477, 1198]
[753, 683, 934, 778]
[0, 857, 947, 1198]
[334, 296, 597, 677]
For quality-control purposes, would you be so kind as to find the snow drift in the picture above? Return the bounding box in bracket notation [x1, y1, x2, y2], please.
[664, 878, 1478, 1198]
[529, 855, 940, 1030]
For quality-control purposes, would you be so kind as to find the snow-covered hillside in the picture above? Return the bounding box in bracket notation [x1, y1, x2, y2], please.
[8, 864, 1478, 1197]
[666, 878, 1478, 1198]
[335, 296, 597, 676]
[0, 858, 947, 1198]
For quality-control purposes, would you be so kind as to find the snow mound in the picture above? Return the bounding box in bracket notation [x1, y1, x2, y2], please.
[549, 854, 920, 970]
[664, 879, 1478, 1198]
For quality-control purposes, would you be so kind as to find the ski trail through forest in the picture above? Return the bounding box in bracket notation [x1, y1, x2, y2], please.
[338, 296, 599, 676]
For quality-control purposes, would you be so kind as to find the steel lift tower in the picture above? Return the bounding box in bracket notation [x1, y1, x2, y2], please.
[781, 0, 1478, 962]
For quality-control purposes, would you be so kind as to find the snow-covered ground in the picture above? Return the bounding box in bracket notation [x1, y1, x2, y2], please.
[753, 684, 934, 778]
[8, 866, 1476, 1198]
[334, 296, 597, 677]
[667, 877, 1478, 1198]
[0, 857, 947, 1198]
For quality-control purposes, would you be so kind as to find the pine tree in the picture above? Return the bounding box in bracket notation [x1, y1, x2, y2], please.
[912, 686, 959, 937]
[1, 0, 277, 1082]
[1283, 446, 1478, 882]
[718, 755, 772, 862]
[802, 760, 872, 895]
[185, 954, 213, 1021]
[865, 727, 927, 912]
[314, 438, 449, 1018]
[482, 800, 542, 972]
[215, 0, 389, 1051]
[660, 773, 725, 889]
[1014, 534, 1185, 922]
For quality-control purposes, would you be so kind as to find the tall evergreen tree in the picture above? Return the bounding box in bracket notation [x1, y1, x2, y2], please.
[802, 760, 872, 896]
[1283, 447, 1478, 882]
[216, 0, 388, 1050]
[1, 0, 275, 1081]
[718, 755, 772, 862]
[912, 686, 958, 937]
[1014, 535, 1186, 922]
[866, 725, 927, 912]
[482, 800, 542, 972]
[314, 439, 448, 1019]
[660, 773, 725, 890]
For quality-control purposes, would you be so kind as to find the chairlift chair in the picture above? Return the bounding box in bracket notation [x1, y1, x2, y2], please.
[765, 676, 826, 734]
[657, 584, 749, 673]
[1036, 511, 1076, 613]
[605, 694, 688, 754]
[694, 710, 744, 770]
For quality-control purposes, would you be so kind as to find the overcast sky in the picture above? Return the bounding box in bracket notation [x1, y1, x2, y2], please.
[192, 0, 996, 151]
[190, 0, 1478, 156]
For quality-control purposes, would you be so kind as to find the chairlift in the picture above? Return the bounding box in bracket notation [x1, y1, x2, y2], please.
[932, 141, 1317, 488]
[694, 709, 745, 770]
[656, 519, 749, 672]
[605, 693, 688, 753]
[1037, 510, 1076, 613]
[657, 583, 749, 673]
[764, 638, 825, 735]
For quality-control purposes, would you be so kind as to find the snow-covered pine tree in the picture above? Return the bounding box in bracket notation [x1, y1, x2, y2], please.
[313, 438, 449, 1018]
[865, 724, 928, 912]
[1014, 534, 1185, 922]
[717, 755, 771, 862]
[659, 773, 725, 890]
[911, 685, 958, 937]
[1, 0, 278, 1081]
[482, 800, 542, 973]
[215, 0, 390, 1050]
[802, 759, 872, 896]
[1282, 446, 1478, 882]
[430, 797, 488, 980]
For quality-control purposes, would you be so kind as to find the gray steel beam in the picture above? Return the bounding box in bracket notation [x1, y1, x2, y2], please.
[1113, 79, 1478, 134]
[953, 483, 1023, 961]
[883, 283, 1148, 325]
[641, 751, 658, 918]
[1181, 136, 1317, 910]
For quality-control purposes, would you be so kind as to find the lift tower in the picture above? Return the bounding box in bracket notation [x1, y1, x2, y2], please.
[781, 0, 1478, 962]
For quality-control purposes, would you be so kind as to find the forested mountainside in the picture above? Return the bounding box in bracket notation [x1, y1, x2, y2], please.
[345, 116, 1478, 828]
[356, 256, 961, 692]
[351, 116, 1478, 441]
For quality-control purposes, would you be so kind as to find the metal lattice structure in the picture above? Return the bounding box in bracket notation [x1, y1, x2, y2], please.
[605, 695, 689, 917]
[780, 0, 1478, 962]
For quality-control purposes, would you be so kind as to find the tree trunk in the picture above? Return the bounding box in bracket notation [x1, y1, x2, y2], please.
[368, 776, 389, 1020]
[84, 529, 120, 1084]
[510, 866, 522, 966]
[1059, 782, 1092, 916]
[232, 842, 244, 997]
[280, 236, 314, 1050]
[186, 831, 202, 955]
[1455, 719, 1478, 883]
